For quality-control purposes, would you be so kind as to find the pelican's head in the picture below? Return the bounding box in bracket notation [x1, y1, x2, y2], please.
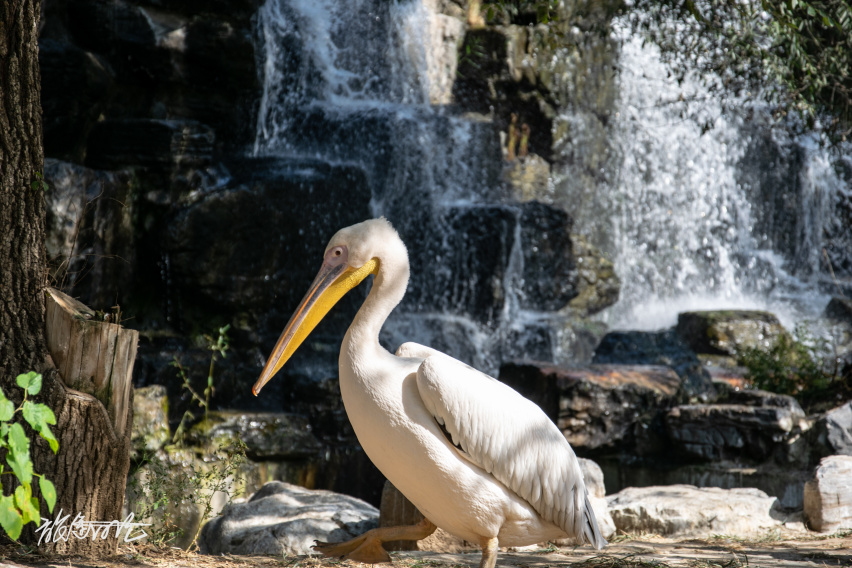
[252, 218, 401, 395]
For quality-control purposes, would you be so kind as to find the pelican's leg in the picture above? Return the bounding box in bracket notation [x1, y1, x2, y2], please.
[478, 536, 498, 568]
[313, 517, 437, 564]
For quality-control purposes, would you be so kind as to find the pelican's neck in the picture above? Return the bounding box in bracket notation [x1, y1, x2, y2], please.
[343, 248, 410, 368]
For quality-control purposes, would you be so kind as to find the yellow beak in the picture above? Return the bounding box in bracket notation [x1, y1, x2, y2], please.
[253, 257, 379, 395]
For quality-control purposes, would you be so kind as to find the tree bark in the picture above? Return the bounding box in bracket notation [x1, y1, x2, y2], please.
[1, 1, 132, 554]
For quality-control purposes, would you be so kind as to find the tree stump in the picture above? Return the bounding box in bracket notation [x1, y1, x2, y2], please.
[31, 288, 137, 554]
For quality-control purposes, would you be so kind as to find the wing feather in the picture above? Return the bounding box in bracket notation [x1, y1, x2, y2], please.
[408, 345, 606, 549]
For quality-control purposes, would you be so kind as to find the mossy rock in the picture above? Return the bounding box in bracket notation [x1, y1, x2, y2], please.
[676, 310, 790, 357]
[131, 385, 170, 455]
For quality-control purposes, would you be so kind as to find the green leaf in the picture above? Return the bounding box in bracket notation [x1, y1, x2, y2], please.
[22, 401, 56, 432]
[15, 372, 42, 396]
[0, 495, 23, 540]
[7, 423, 29, 455]
[0, 389, 13, 423]
[7, 452, 33, 485]
[39, 476, 57, 514]
[38, 424, 59, 454]
[15, 484, 39, 526]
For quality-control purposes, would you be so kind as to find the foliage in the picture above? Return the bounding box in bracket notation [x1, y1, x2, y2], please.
[626, 0, 852, 143]
[30, 172, 49, 193]
[172, 324, 230, 443]
[129, 325, 244, 549]
[0, 373, 58, 540]
[127, 440, 247, 549]
[737, 326, 850, 409]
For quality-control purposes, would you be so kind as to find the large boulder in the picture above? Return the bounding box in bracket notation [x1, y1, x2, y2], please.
[607, 485, 790, 537]
[804, 455, 852, 532]
[665, 391, 808, 463]
[198, 481, 379, 556]
[809, 402, 852, 460]
[592, 330, 716, 401]
[676, 310, 789, 357]
[499, 362, 681, 453]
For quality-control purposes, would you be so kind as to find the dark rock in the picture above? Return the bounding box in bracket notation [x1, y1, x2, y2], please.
[186, 411, 322, 460]
[39, 40, 115, 161]
[824, 297, 852, 322]
[676, 310, 789, 356]
[86, 119, 214, 171]
[723, 388, 804, 412]
[593, 330, 716, 401]
[519, 201, 577, 311]
[198, 481, 379, 556]
[665, 402, 808, 463]
[809, 402, 852, 460]
[43, 159, 137, 311]
[163, 157, 372, 363]
[499, 362, 681, 452]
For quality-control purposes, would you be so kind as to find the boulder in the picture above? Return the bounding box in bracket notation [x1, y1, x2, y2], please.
[804, 455, 852, 532]
[131, 385, 170, 455]
[665, 395, 808, 463]
[499, 362, 681, 452]
[809, 402, 852, 460]
[676, 310, 788, 357]
[592, 329, 716, 401]
[198, 481, 379, 556]
[519, 201, 577, 311]
[607, 485, 789, 537]
[185, 411, 322, 460]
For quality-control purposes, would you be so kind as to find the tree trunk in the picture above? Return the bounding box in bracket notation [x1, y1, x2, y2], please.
[1, 1, 132, 555]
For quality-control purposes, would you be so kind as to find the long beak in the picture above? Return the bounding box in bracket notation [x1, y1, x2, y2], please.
[253, 258, 379, 395]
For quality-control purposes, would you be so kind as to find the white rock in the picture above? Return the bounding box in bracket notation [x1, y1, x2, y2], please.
[607, 485, 787, 537]
[198, 481, 379, 556]
[804, 455, 852, 532]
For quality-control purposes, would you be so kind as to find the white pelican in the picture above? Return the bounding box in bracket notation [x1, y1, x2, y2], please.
[253, 218, 606, 567]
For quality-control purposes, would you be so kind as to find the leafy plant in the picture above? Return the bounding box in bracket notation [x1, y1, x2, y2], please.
[129, 324, 244, 549]
[0, 372, 58, 540]
[171, 324, 230, 444]
[737, 326, 850, 409]
[30, 172, 48, 193]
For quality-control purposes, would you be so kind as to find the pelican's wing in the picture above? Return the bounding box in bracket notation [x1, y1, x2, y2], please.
[410, 346, 606, 549]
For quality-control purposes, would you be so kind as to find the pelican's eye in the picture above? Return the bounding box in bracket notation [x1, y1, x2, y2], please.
[325, 245, 348, 267]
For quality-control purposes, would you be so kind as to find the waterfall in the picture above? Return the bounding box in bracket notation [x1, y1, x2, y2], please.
[558, 31, 847, 331]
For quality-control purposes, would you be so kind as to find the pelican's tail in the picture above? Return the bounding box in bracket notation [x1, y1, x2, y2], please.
[582, 493, 608, 550]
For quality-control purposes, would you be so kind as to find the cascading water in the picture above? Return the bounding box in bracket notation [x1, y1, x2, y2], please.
[558, 30, 848, 332]
[252, 0, 570, 375]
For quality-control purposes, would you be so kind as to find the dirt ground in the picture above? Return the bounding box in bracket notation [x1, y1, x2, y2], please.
[1, 532, 850, 568]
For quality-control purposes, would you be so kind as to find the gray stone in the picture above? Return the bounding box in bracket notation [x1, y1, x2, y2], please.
[810, 402, 852, 460]
[568, 235, 621, 317]
[666, 401, 808, 463]
[676, 310, 789, 357]
[499, 362, 681, 453]
[131, 385, 170, 455]
[185, 410, 322, 460]
[804, 455, 852, 532]
[198, 481, 379, 556]
[607, 485, 790, 537]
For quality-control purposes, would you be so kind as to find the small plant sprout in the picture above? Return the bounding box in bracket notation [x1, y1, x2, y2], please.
[0, 372, 58, 540]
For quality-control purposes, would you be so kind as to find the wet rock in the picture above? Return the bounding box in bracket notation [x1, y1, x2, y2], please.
[824, 297, 852, 358]
[163, 157, 372, 359]
[519, 201, 577, 311]
[131, 385, 170, 455]
[499, 362, 681, 452]
[86, 119, 214, 171]
[185, 411, 322, 460]
[676, 310, 789, 356]
[804, 455, 852, 532]
[665, 396, 808, 463]
[824, 297, 852, 322]
[607, 485, 791, 537]
[592, 330, 716, 401]
[198, 481, 379, 556]
[568, 235, 620, 317]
